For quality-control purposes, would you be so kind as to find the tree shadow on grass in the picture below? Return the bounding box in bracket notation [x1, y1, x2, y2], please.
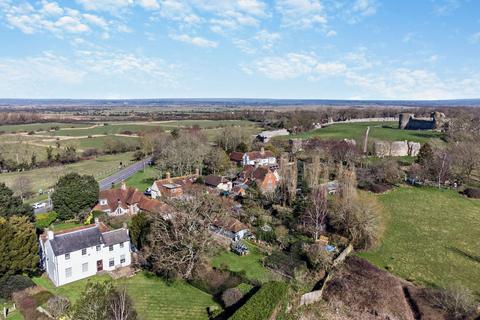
[446, 246, 480, 264]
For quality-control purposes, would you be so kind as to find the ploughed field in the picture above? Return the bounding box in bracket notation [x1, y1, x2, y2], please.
[359, 186, 480, 292]
[285, 122, 443, 143]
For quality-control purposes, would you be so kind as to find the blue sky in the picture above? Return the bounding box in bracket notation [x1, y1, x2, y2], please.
[0, 0, 479, 99]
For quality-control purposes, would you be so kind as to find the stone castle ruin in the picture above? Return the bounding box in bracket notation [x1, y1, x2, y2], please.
[373, 140, 421, 157]
[398, 111, 447, 131]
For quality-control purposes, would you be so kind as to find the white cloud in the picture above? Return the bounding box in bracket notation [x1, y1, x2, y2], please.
[0, 1, 111, 35]
[234, 30, 280, 54]
[169, 33, 218, 48]
[138, 0, 160, 9]
[245, 53, 346, 79]
[275, 0, 327, 29]
[0, 50, 179, 97]
[344, 0, 378, 24]
[433, 0, 463, 15]
[75, 0, 133, 12]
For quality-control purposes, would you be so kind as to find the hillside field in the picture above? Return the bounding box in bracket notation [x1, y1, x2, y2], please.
[359, 187, 480, 293]
[285, 122, 443, 143]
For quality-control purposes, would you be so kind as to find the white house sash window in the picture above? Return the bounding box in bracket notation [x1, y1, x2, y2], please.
[65, 253, 70, 260]
[82, 248, 87, 255]
[120, 255, 125, 264]
[65, 267, 72, 278]
[109, 259, 114, 267]
[82, 262, 88, 273]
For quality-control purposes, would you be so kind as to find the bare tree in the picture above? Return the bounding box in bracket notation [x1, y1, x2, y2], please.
[145, 193, 227, 279]
[302, 186, 328, 241]
[107, 286, 137, 320]
[427, 285, 476, 319]
[46, 296, 70, 319]
[13, 176, 33, 201]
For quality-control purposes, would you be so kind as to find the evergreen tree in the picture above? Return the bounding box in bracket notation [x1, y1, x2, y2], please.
[52, 173, 99, 220]
[129, 212, 151, 250]
[0, 183, 34, 220]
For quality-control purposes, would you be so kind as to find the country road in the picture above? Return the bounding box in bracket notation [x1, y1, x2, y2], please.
[33, 157, 152, 214]
[98, 156, 152, 190]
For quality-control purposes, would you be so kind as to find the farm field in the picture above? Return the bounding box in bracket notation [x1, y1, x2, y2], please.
[359, 186, 480, 292]
[33, 272, 218, 320]
[0, 122, 93, 133]
[211, 241, 276, 284]
[0, 152, 135, 194]
[44, 135, 140, 151]
[285, 122, 443, 143]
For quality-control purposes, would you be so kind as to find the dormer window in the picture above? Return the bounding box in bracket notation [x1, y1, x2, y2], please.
[65, 253, 70, 260]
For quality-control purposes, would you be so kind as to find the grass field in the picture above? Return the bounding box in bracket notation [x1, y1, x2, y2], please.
[45, 120, 257, 137]
[286, 122, 443, 143]
[44, 135, 140, 151]
[211, 241, 275, 284]
[33, 272, 218, 320]
[359, 186, 480, 293]
[125, 166, 162, 191]
[0, 122, 92, 133]
[0, 152, 135, 193]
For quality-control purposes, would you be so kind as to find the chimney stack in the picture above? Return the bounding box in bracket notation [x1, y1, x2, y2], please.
[166, 172, 171, 180]
[121, 180, 127, 190]
[94, 217, 99, 225]
[194, 168, 200, 176]
[47, 230, 54, 240]
[260, 147, 265, 155]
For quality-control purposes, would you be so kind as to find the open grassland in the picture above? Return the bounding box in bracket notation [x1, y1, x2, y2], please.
[359, 187, 480, 293]
[211, 241, 276, 284]
[125, 166, 162, 191]
[0, 141, 48, 163]
[0, 152, 135, 193]
[45, 119, 257, 137]
[286, 122, 443, 143]
[0, 122, 93, 133]
[33, 272, 218, 320]
[44, 135, 140, 151]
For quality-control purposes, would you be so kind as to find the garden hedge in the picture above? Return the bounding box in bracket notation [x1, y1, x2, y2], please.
[229, 281, 288, 320]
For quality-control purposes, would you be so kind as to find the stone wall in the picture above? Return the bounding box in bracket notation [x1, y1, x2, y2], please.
[398, 112, 446, 131]
[373, 141, 421, 157]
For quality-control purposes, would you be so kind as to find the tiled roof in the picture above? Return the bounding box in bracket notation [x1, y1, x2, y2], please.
[213, 216, 248, 233]
[154, 175, 197, 189]
[229, 151, 244, 162]
[98, 187, 173, 214]
[204, 175, 228, 187]
[246, 150, 274, 160]
[47, 224, 129, 256]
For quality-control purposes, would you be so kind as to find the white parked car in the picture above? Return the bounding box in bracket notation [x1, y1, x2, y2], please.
[32, 202, 47, 209]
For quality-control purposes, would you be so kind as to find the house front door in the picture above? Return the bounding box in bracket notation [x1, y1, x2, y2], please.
[96, 260, 103, 272]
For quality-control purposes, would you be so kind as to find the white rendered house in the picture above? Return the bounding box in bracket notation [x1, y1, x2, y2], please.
[242, 148, 277, 166]
[40, 223, 132, 286]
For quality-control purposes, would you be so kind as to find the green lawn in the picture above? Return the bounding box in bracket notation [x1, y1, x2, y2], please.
[211, 242, 275, 284]
[33, 272, 218, 320]
[50, 221, 84, 231]
[285, 122, 443, 144]
[125, 166, 162, 191]
[0, 152, 135, 193]
[358, 187, 480, 293]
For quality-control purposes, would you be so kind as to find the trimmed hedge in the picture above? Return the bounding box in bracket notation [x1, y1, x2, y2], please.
[0, 275, 35, 299]
[229, 282, 288, 320]
[463, 188, 480, 199]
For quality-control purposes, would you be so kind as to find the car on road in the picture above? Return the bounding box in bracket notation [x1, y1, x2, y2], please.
[32, 202, 47, 209]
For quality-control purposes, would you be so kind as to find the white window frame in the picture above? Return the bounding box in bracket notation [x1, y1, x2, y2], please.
[65, 267, 72, 278]
[65, 253, 70, 260]
[82, 248, 87, 255]
[82, 262, 88, 273]
[120, 255, 126, 264]
[109, 258, 114, 267]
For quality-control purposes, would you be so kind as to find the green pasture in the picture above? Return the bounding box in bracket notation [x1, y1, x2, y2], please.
[359, 186, 480, 293]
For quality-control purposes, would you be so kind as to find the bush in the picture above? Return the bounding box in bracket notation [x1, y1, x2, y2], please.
[221, 288, 244, 308]
[463, 188, 480, 199]
[35, 211, 58, 229]
[82, 148, 99, 157]
[46, 296, 70, 319]
[189, 263, 243, 295]
[427, 285, 477, 319]
[229, 282, 288, 320]
[0, 275, 35, 299]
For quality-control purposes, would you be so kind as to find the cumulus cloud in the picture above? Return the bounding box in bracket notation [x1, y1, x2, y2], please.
[75, 0, 134, 12]
[169, 33, 218, 48]
[234, 30, 280, 54]
[0, 1, 110, 35]
[275, 0, 327, 29]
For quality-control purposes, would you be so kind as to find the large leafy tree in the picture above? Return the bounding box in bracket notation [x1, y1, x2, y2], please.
[52, 173, 99, 220]
[0, 182, 34, 220]
[0, 216, 39, 278]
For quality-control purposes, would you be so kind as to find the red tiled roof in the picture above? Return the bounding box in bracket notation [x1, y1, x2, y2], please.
[246, 150, 274, 160]
[213, 216, 248, 233]
[154, 175, 197, 189]
[204, 175, 228, 187]
[229, 151, 244, 162]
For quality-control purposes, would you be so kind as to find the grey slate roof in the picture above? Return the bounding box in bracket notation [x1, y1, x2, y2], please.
[50, 227, 103, 256]
[102, 229, 130, 246]
[49, 226, 130, 256]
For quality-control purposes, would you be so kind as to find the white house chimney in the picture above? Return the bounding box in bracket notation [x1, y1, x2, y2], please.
[121, 180, 127, 190]
[47, 230, 54, 240]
